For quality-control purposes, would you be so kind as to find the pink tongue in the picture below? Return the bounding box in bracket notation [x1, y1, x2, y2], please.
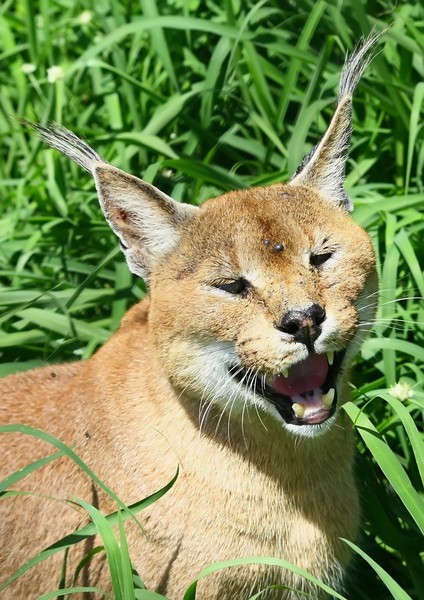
[272, 355, 328, 396]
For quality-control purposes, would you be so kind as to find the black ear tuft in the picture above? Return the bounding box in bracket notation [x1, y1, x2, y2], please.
[26, 121, 199, 282]
[290, 30, 385, 211]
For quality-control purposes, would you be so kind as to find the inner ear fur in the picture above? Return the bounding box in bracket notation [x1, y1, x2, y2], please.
[93, 164, 198, 280]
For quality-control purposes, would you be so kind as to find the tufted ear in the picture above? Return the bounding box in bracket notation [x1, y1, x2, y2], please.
[26, 122, 198, 281]
[290, 31, 383, 211]
[93, 165, 198, 279]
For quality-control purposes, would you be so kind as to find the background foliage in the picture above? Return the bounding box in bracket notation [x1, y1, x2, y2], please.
[0, 0, 423, 598]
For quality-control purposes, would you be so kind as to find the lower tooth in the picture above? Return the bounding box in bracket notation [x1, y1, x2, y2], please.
[322, 388, 335, 408]
[292, 402, 305, 418]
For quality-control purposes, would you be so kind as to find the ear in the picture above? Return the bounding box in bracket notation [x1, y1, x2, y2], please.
[93, 164, 197, 279]
[25, 122, 198, 280]
[290, 31, 384, 211]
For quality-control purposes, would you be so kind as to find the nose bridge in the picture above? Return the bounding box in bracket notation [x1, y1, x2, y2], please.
[280, 284, 319, 318]
[265, 272, 318, 324]
[282, 264, 319, 308]
[262, 264, 323, 332]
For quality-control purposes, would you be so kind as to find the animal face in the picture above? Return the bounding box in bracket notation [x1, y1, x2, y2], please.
[26, 33, 381, 439]
[148, 184, 377, 437]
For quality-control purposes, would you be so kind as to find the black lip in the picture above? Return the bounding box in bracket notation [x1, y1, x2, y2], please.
[229, 350, 346, 426]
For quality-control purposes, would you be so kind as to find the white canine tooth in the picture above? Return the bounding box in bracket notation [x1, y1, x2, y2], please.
[282, 367, 289, 378]
[265, 373, 274, 386]
[322, 388, 335, 408]
[327, 351, 334, 366]
[292, 402, 305, 418]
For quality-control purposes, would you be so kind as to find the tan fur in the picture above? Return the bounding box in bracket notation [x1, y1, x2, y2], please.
[1, 37, 381, 599]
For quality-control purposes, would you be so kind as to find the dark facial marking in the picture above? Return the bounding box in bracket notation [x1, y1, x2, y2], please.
[117, 208, 129, 221]
[263, 239, 284, 252]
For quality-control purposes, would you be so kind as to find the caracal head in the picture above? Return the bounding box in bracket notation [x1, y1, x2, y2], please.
[29, 33, 381, 438]
[147, 182, 376, 438]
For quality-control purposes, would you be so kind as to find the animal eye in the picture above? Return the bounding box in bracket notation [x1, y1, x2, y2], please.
[215, 278, 248, 295]
[310, 252, 333, 267]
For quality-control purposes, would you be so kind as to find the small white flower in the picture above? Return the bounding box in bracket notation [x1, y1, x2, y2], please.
[389, 381, 414, 401]
[21, 63, 36, 74]
[77, 10, 93, 25]
[47, 65, 65, 83]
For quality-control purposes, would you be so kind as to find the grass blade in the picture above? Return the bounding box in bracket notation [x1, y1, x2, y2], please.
[343, 402, 424, 534]
[343, 539, 413, 600]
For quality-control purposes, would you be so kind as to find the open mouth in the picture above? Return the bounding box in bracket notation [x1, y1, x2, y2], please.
[229, 351, 346, 426]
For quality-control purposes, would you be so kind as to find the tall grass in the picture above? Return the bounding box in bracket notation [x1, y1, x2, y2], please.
[0, 0, 423, 598]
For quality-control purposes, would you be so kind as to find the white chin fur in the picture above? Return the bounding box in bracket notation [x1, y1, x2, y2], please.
[284, 413, 338, 438]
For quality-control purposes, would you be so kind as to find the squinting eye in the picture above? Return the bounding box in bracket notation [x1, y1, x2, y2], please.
[310, 252, 333, 267]
[215, 278, 248, 295]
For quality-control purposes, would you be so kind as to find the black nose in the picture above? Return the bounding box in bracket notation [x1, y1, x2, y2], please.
[278, 304, 326, 350]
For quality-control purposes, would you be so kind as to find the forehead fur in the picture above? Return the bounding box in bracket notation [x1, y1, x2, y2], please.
[189, 184, 350, 248]
[163, 183, 369, 282]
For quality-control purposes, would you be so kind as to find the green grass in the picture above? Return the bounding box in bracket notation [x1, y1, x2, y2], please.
[1, 0, 424, 598]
